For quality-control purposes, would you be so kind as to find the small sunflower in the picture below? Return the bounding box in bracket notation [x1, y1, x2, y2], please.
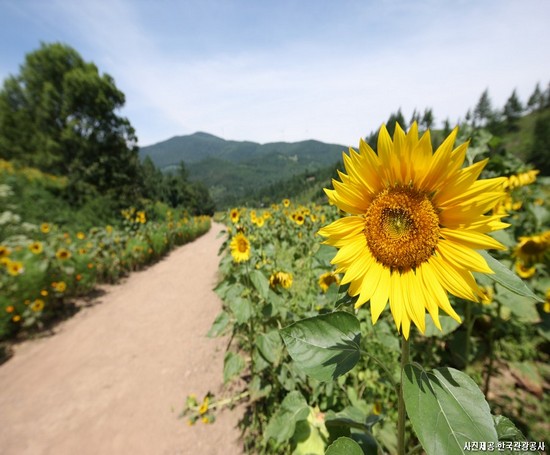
[292, 212, 305, 226]
[31, 299, 45, 312]
[318, 123, 508, 339]
[514, 234, 548, 265]
[269, 271, 293, 289]
[7, 261, 24, 276]
[40, 223, 50, 233]
[0, 245, 10, 257]
[76, 231, 86, 240]
[318, 271, 340, 293]
[198, 396, 209, 415]
[515, 260, 536, 279]
[230, 233, 251, 263]
[230, 208, 240, 224]
[55, 248, 72, 260]
[282, 198, 291, 208]
[254, 217, 265, 228]
[29, 241, 43, 254]
[53, 281, 67, 293]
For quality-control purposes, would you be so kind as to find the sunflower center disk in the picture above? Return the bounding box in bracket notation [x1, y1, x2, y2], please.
[364, 187, 440, 272]
[238, 239, 248, 253]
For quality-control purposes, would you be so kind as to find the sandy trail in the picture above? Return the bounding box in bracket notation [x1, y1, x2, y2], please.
[0, 222, 244, 455]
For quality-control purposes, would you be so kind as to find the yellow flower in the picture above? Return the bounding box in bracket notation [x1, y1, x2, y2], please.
[40, 223, 50, 233]
[198, 396, 209, 415]
[514, 260, 536, 279]
[31, 299, 45, 312]
[514, 234, 548, 265]
[0, 245, 10, 257]
[7, 261, 24, 276]
[318, 272, 340, 293]
[269, 271, 293, 289]
[12, 315, 21, 322]
[282, 198, 291, 208]
[292, 212, 305, 226]
[0, 257, 11, 267]
[254, 217, 265, 228]
[230, 208, 240, 224]
[53, 281, 67, 293]
[318, 123, 508, 339]
[545, 289, 550, 313]
[76, 232, 86, 240]
[230, 233, 251, 263]
[55, 248, 72, 260]
[479, 286, 494, 305]
[29, 241, 43, 254]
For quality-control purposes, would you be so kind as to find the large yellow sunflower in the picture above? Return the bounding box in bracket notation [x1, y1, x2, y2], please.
[230, 233, 251, 263]
[318, 123, 508, 339]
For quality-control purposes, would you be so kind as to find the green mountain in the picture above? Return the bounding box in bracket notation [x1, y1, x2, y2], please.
[139, 132, 347, 208]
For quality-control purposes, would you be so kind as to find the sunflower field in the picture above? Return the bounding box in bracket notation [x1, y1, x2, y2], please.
[182, 125, 550, 455]
[0, 159, 211, 344]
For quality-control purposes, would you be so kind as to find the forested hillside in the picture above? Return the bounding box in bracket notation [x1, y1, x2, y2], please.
[0, 43, 215, 224]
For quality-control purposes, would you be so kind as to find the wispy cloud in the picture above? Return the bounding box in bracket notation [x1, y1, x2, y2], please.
[2, 0, 550, 146]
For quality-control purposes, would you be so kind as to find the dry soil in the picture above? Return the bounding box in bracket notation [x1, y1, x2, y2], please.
[0, 222, 244, 455]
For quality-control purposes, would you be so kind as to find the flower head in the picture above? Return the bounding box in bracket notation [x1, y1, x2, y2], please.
[7, 260, 24, 276]
[230, 233, 251, 263]
[230, 208, 240, 224]
[56, 248, 72, 260]
[29, 241, 43, 254]
[318, 123, 508, 339]
[318, 271, 340, 293]
[269, 271, 293, 289]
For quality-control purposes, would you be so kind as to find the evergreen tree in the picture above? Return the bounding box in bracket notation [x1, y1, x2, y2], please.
[386, 108, 407, 136]
[474, 89, 493, 126]
[421, 108, 434, 130]
[409, 108, 421, 126]
[529, 111, 550, 175]
[503, 89, 523, 131]
[527, 82, 544, 112]
[0, 42, 140, 204]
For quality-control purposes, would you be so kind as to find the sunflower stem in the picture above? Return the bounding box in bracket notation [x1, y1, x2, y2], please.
[464, 300, 473, 369]
[397, 336, 410, 455]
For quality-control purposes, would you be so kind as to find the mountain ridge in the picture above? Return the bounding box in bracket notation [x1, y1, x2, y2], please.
[139, 131, 347, 207]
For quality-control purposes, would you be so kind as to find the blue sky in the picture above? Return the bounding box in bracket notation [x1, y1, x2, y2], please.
[1, 0, 549, 147]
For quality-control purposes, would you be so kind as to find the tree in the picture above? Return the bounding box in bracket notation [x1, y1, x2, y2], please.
[0, 42, 141, 203]
[527, 82, 544, 112]
[529, 111, 550, 175]
[503, 89, 523, 131]
[386, 108, 407, 136]
[421, 108, 434, 130]
[474, 89, 493, 127]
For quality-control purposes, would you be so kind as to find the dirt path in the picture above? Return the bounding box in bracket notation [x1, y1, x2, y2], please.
[0, 223, 244, 455]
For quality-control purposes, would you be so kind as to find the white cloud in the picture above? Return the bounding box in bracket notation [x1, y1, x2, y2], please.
[12, 0, 550, 146]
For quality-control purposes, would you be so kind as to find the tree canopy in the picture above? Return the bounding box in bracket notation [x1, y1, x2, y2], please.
[0, 42, 141, 203]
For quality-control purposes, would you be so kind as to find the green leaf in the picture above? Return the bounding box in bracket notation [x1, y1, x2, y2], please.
[229, 297, 253, 324]
[476, 251, 543, 302]
[207, 311, 230, 338]
[223, 352, 245, 384]
[325, 437, 363, 455]
[280, 312, 361, 382]
[249, 269, 269, 300]
[493, 415, 526, 442]
[264, 391, 310, 445]
[494, 284, 541, 323]
[292, 410, 329, 455]
[423, 314, 460, 337]
[256, 330, 283, 364]
[403, 365, 498, 455]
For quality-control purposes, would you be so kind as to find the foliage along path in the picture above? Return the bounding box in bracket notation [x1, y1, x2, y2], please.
[0, 222, 243, 455]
